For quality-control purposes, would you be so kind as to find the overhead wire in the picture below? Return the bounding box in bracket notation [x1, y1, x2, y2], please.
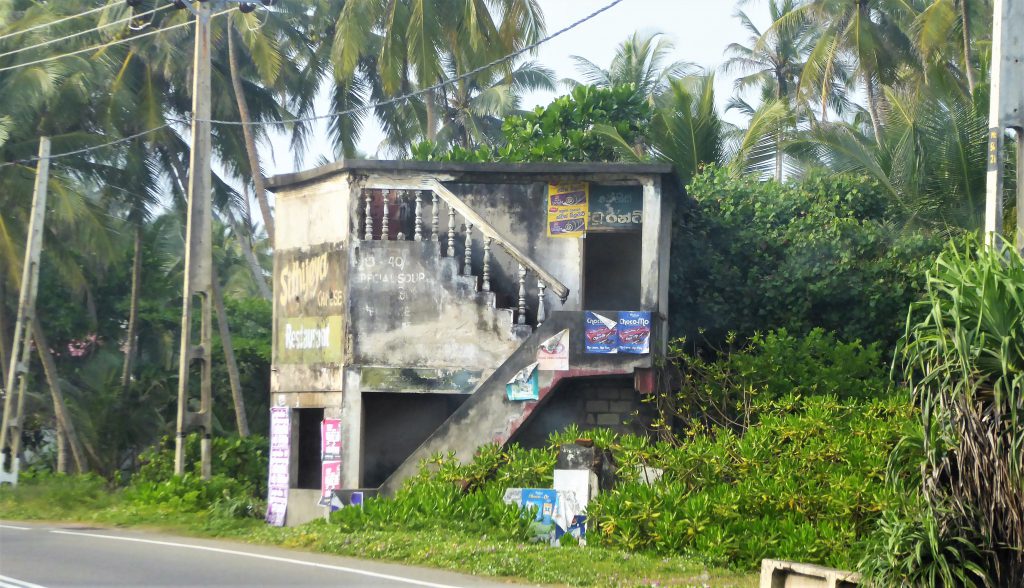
[0, 0, 629, 167]
[0, 4, 173, 61]
[0, 7, 237, 74]
[0, 1, 124, 43]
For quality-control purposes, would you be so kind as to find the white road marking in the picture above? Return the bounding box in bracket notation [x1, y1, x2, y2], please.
[0, 574, 49, 588]
[50, 530, 469, 588]
[0, 524, 31, 531]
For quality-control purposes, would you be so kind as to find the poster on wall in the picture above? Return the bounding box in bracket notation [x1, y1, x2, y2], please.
[583, 311, 652, 354]
[618, 311, 652, 354]
[589, 185, 643, 231]
[547, 183, 589, 238]
[537, 330, 570, 371]
[321, 418, 342, 460]
[265, 407, 290, 527]
[584, 312, 619, 354]
[321, 460, 342, 501]
[506, 362, 540, 401]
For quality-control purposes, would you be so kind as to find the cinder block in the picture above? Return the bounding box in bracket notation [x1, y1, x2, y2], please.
[609, 400, 635, 413]
[596, 389, 622, 400]
[585, 400, 609, 412]
[596, 413, 621, 426]
[759, 559, 861, 588]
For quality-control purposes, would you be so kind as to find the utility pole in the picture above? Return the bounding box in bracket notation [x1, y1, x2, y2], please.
[985, 0, 1024, 253]
[175, 0, 214, 479]
[0, 137, 50, 486]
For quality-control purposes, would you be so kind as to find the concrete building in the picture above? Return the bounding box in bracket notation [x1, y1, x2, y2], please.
[265, 160, 678, 525]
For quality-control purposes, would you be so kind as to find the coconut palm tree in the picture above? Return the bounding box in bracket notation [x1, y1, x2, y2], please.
[332, 0, 546, 151]
[567, 32, 696, 104]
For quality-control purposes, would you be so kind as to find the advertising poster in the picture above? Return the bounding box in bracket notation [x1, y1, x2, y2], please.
[321, 418, 342, 460]
[584, 312, 618, 354]
[265, 407, 290, 527]
[506, 362, 540, 401]
[321, 460, 342, 501]
[521, 488, 559, 540]
[617, 311, 652, 354]
[547, 183, 589, 238]
[537, 329, 570, 371]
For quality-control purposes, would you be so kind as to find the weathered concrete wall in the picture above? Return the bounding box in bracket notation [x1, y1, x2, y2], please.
[348, 240, 522, 369]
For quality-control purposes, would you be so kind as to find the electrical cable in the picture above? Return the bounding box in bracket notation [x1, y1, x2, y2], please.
[0, 0, 625, 166]
[0, 1, 124, 43]
[0, 7, 236, 74]
[0, 4, 172, 61]
[192, 0, 630, 127]
[0, 125, 174, 170]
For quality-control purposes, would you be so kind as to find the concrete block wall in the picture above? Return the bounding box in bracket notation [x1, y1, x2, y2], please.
[512, 376, 654, 448]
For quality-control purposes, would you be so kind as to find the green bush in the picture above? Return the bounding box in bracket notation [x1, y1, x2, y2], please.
[135, 433, 268, 498]
[674, 167, 943, 350]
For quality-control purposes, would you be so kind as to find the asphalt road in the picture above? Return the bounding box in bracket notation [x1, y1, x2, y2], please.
[0, 521, 525, 588]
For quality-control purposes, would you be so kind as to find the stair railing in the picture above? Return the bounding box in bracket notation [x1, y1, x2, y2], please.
[359, 178, 570, 326]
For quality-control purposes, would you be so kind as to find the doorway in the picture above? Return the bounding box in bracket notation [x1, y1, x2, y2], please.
[295, 407, 324, 490]
[583, 232, 642, 310]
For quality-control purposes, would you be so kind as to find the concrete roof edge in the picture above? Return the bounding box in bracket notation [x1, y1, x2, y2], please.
[266, 159, 679, 191]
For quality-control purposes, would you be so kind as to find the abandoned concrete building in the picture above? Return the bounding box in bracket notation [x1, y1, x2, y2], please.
[265, 160, 678, 525]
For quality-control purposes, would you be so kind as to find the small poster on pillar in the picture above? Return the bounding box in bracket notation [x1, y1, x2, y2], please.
[265, 407, 290, 527]
[537, 329, 570, 371]
[321, 418, 342, 460]
[321, 460, 342, 501]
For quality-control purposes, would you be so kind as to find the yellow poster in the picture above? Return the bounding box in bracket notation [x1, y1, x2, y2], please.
[547, 182, 589, 238]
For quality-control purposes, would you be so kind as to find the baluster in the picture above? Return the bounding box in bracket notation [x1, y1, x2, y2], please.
[431, 193, 440, 242]
[463, 221, 474, 276]
[517, 265, 528, 325]
[381, 190, 390, 240]
[482, 238, 492, 292]
[364, 191, 373, 240]
[414, 191, 423, 241]
[537, 281, 547, 326]
[447, 205, 456, 257]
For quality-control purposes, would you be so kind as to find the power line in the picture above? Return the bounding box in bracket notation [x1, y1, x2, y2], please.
[0, 0, 627, 166]
[194, 0, 631, 126]
[0, 2, 125, 43]
[0, 7, 236, 74]
[0, 125, 174, 170]
[0, 4, 172, 61]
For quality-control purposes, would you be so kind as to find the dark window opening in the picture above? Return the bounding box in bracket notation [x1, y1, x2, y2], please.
[583, 232, 643, 310]
[296, 408, 324, 490]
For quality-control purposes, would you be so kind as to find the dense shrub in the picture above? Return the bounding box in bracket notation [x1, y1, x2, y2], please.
[135, 433, 268, 498]
[674, 167, 944, 350]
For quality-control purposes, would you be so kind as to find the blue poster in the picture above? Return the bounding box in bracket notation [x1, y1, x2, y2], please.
[617, 311, 652, 354]
[521, 488, 558, 539]
[584, 312, 618, 354]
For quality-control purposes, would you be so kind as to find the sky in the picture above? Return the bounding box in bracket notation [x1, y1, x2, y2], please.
[261, 0, 763, 177]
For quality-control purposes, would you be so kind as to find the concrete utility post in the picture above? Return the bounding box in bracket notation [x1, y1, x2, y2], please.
[175, 0, 214, 478]
[0, 137, 50, 486]
[984, 0, 1024, 253]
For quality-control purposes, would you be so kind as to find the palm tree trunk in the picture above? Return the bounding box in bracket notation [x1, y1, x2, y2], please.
[120, 223, 143, 389]
[212, 268, 249, 437]
[865, 74, 884, 146]
[960, 0, 976, 95]
[31, 317, 87, 473]
[227, 21, 275, 245]
[228, 193, 270, 301]
[56, 423, 67, 474]
[425, 89, 438, 142]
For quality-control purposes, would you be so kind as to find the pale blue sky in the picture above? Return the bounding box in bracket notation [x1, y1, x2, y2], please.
[262, 0, 763, 176]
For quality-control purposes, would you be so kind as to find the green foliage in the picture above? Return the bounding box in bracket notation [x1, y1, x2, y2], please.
[412, 85, 651, 164]
[661, 329, 889, 434]
[588, 395, 912, 570]
[674, 166, 944, 350]
[135, 433, 268, 499]
[211, 296, 272, 436]
[865, 237, 1024, 585]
